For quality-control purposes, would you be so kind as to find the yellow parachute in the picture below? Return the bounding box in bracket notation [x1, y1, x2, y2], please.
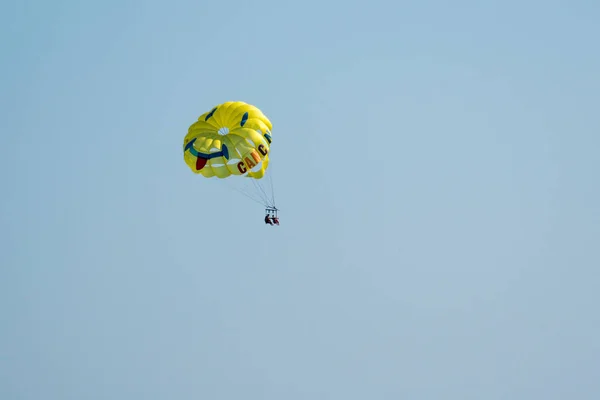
[183, 101, 277, 211]
[183, 101, 273, 179]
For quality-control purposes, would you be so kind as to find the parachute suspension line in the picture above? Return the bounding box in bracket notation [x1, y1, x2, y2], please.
[252, 178, 273, 208]
[236, 189, 266, 206]
[237, 186, 267, 206]
[267, 164, 276, 209]
[243, 179, 270, 206]
[262, 169, 277, 210]
[221, 179, 266, 207]
[257, 155, 276, 209]
[252, 180, 269, 207]
[247, 174, 270, 207]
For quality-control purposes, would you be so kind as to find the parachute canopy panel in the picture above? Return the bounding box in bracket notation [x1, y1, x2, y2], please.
[183, 101, 273, 180]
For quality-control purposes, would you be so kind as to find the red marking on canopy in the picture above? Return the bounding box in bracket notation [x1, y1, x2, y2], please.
[196, 157, 207, 170]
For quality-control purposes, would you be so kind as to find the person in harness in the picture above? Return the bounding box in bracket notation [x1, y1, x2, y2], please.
[264, 214, 273, 225]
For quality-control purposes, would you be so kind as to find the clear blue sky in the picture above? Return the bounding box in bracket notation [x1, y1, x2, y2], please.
[2, 0, 599, 399]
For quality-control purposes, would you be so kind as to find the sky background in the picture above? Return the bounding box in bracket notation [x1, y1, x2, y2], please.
[2, 0, 600, 399]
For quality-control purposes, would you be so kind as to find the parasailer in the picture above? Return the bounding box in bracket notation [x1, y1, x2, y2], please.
[183, 101, 279, 222]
